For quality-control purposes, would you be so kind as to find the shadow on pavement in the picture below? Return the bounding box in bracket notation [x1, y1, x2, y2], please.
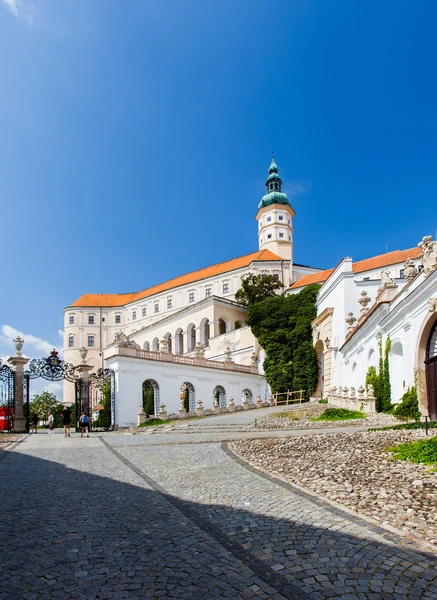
[0, 442, 436, 600]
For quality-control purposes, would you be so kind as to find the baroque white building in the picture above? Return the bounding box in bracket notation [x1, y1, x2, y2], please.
[289, 237, 437, 420]
[63, 158, 321, 412]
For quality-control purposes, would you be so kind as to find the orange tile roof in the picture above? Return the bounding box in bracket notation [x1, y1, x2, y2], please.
[70, 249, 282, 308]
[289, 247, 423, 290]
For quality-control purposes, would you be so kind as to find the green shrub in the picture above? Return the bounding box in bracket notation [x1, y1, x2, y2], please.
[365, 335, 392, 413]
[392, 387, 421, 421]
[368, 421, 437, 432]
[319, 398, 328, 404]
[387, 436, 437, 466]
[138, 418, 168, 427]
[311, 408, 366, 422]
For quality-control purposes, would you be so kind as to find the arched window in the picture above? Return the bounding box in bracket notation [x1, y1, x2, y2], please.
[181, 382, 195, 412]
[187, 323, 196, 352]
[175, 328, 184, 355]
[164, 332, 172, 352]
[200, 318, 210, 347]
[213, 385, 226, 408]
[241, 389, 253, 404]
[152, 337, 159, 352]
[218, 318, 227, 335]
[143, 341, 150, 351]
[142, 379, 160, 416]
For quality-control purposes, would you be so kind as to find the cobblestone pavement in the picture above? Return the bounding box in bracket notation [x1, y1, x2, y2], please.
[1, 428, 437, 599]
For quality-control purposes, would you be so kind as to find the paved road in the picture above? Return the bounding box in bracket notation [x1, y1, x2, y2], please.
[1, 425, 436, 600]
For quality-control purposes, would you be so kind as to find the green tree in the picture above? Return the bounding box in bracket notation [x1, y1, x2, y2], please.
[246, 284, 320, 397]
[235, 273, 283, 307]
[142, 382, 155, 415]
[365, 335, 392, 413]
[29, 391, 63, 426]
[93, 379, 112, 428]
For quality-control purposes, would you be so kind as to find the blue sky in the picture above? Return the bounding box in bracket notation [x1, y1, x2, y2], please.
[1, 0, 437, 388]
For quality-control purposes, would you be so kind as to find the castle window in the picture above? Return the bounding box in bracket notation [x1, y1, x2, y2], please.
[115, 315, 121, 324]
[288, 219, 291, 224]
[132, 310, 137, 320]
[167, 298, 173, 309]
[68, 336, 74, 348]
[279, 233, 284, 238]
[88, 336, 95, 347]
[279, 215, 284, 221]
[267, 216, 272, 222]
[363, 277, 370, 281]
[142, 307, 146, 317]
[400, 269, 405, 279]
[205, 288, 211, 298]
[189, 292, 195, 303]
[88, 315, 95, 325]
[223, 283, 229, 294]
[267, 234, 272, 239]
[273, 274, 279, 282]
[69, 315, 74, 325]
[154, 303, 159, 313]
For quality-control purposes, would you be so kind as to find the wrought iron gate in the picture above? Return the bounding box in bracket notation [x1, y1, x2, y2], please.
[25, 350, 115, 432]
[0, 364, 15, 433]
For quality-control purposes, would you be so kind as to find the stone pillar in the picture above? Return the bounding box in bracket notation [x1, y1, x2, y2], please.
[178, 400, 187, 418]
[366, 387, 376, 413]
[158, 404, 168, 420]
[212, 398, 220, 414]
[242, 396, 250, 410]
[256, 394, 263, 409]
[228, 397, 235, 412]
[8, 353, 29, 434]
[269, 394, 275, 407]
[137, 406, 147, 426]
[196, 398, 204, 416]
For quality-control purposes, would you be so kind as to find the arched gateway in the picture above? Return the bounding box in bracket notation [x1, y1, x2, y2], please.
[425, 320, 437, 421]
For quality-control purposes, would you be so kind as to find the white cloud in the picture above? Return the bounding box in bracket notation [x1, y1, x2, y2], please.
[0, 325, 62, 358]
[3, 0, 18, 16]
[0, 325, 64, 400]
[2, 0, 35, 24]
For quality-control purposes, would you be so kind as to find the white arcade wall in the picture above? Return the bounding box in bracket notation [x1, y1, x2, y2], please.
[105, 353, 268, 427]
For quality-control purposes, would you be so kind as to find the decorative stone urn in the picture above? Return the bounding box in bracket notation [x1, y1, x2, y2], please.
[178, 399, 187, 418]
[158, 404, 168, 419]
[196, 398, 204, 416]
[256, 394, 263, 409]
[228, 397, 236, 412]
[137, 405, 147, 426]
[224, 346, 233, 362]
[357, 385, 365, 400]
[345, 313, 357, 335]
[194, 342, 205, 358]
[79, 346, 88, 363]
[13, 337, 24, 357]
[358, 291, 371, 318]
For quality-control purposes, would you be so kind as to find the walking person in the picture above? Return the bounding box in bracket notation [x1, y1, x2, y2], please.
[31, 412, 38, 434]
[79, 412, 90, 438]
[61, 405, 72, 438]
[47, 412, 54, 434]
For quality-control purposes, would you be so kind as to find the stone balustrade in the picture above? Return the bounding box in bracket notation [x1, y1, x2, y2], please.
[327, 385, 376, 413]
[108, 345, 258, 374]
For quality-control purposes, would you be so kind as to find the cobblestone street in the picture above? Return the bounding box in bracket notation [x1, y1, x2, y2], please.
[1, 425, 437, 599]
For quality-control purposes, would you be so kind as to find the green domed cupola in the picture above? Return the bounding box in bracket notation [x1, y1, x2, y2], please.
[258, 156, 291, 209]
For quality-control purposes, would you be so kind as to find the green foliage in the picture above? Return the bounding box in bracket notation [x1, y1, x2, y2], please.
[234, 320, 242, 329]
[183, 387, 190, 413]
[369, 421, 437, 432]
[246, 284, 320, 397]
[235, 273, 283, 307]
[142, 382, 155, 416]
[319, 398, 328, 404]
[311, 408, 366, 421]
[138, 418, 168, 427]
[93, 379, 111, 429]
[365, 335, 392, 413]
[29, 392, 63, 426]
[387, 436, 437, 466]
[392, 386, 421, 421]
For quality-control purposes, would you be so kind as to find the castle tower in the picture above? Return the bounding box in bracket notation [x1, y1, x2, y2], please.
[256, 156, 295, 264]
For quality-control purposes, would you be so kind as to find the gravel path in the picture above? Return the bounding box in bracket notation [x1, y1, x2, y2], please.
[1, 425, 436, 599]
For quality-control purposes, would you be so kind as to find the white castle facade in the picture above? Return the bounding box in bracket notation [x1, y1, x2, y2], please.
[63, 158, 437, 423]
